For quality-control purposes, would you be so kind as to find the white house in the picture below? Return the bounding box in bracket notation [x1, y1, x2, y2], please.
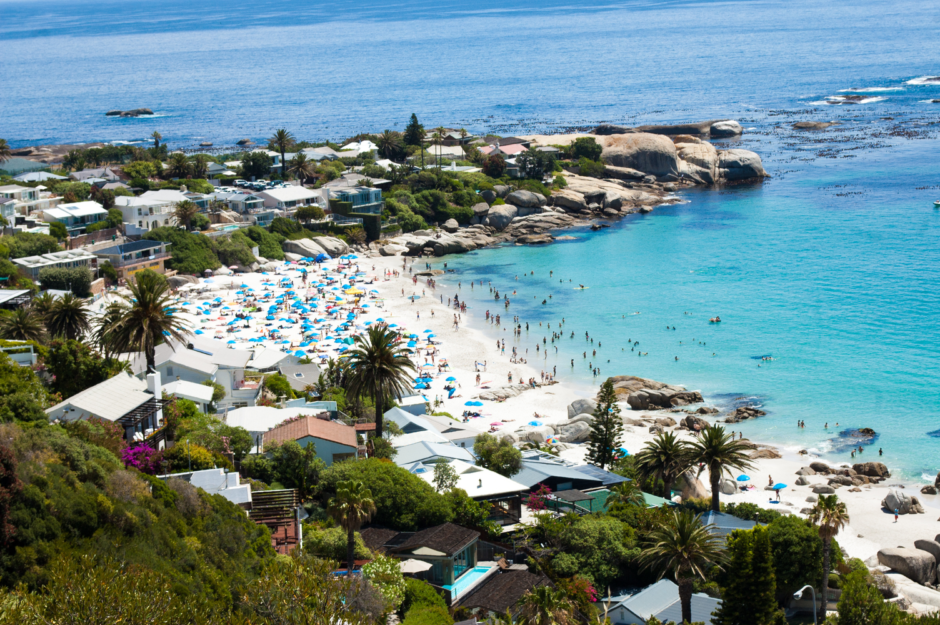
[162, 379, 215, 414]
[41, 201, 108, 234]
[256, 186, 325, 211]
[115, 195, 176, 232]
[139, 188, 209, 209]
[158, 468, 252, 507]
[0, 184, 61, 215]
[12, 249, 98, 280]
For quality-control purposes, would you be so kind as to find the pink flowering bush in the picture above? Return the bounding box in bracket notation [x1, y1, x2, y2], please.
[525, 483, 552, 511]
[121, 444, 162, 475]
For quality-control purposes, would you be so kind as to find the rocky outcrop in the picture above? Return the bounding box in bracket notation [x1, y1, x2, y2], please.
[480, 190, 497, 204]
[720, 479, 738, 495]
[812, 484, 836, 494]
[105, 108, 154, 117]
[379, 243, 409, 256]
[810, 462, 832, 474]
[478, 385, 532, 401]
[603, 165, 648, 181]
[915, 540, 940, 565]
[675, 138, 719, 184]
[283, 236, 349, 258]
[793, 121, 841, 130]
[503, 213, 577, 239]
[724, 406, 767, 423]
[493, 185, 510, 198]
[710, 120, 744, 137]
[922, 485, 938, 495]
[236, 139, 254, 146]
[567, 398, 597, 419]
[516, 233, 554, 245]
[796, 467, 817, 476]
[168, 274, 198, 288]
[484, 205, 518, 231]
[394, 226, 497, 256]
[442, 219, 459, 233]
[718, 149, 768, 181]
[679, 471, 709, 500]
[878, 549, 937, 586]
[556, 421, 591, 443]
[681, 414, 710, 431]
[472, 202, 490, 217]
[854, 462, 890, 479]
[750, 448, 782, 460]
[883, 490, 925, 515]
[552, 189, 589, 212]
[795, 476, 811, 486]
[505, 190, 545, 209]
[600, 133, 680, 177]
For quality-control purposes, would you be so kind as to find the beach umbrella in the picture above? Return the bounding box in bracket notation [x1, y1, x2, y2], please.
[546, 436, 558, 444]
[227, 340, 236, 344]
[407, 341, 417, 347]
[618, 447, 630, 457]
[736, 475, 751, 482]
[389, 324, 398, 328]
[399, 559, 432, 574]
[465, 400, 483, 407]
[266, 315, 275, 320]
[194, 329, 204, 335]
[490, 422, 501, 427]
[427, 334, 436, 338]
[294, 350, 306, 357]
[772, 483, 787, 490]
[528, 420, 543, 427]
[446, 376, 456, 381]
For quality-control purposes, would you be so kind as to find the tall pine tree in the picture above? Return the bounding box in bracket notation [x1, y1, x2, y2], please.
[750, 526, 778, 625]
[403, 113, 424, 146]
[586, 379, 624, 469]
[713, 526, 778, 625]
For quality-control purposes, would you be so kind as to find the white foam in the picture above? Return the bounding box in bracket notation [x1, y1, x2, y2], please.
[839, 87, 904, 93]
[822, 95, 887, 105]
[906, 76, 940, 85]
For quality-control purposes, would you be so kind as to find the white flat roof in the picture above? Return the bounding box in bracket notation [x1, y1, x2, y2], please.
[258, 186, 319, 202]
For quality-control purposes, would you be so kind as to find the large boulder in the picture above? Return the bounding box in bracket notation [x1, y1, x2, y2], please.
[493, 184, 510, 198]
[556, 421, 591, 443]
[720, 479, 738, 495]
[675, 140, 719, 184]
[812, 484, 836, 494]
[567, 398, 597, 419]
[883, 490, 925, 515]
[679, 471, 710, 499]
[603, 164, 647, 181]
[472, 202, 490, 217]
[519, 425, 556, 444]
[710, 120, 744, 138]
[283, 236, 349, 258]
[682, 414, 710, 431]
[796, 467, 817, 476]
[915, 540, 940, 564]
[718, 149, 767, 181]
[480, 190, 497, 204]
[167, 274, 198, 288]
[878, 548, 937, 586]
[552, 189, 589, 212]
[442, 219, 460, 233]
[810, 462, 832, 474]
[568, 413, 595, 426]
[854, 462, 890, 479]
[795, 476, 811, 486]
[213, 267, 233, 276]
[379, 243, 409, 256]
[484, 205, 518, 231]
[505, 190, 543, 208]
[600, 133, 680, 177]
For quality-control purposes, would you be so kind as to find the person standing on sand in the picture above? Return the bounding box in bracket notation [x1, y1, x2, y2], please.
[895, 508, 899, 523]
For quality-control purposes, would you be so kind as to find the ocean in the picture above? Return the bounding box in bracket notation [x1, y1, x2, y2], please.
[2, 0, 940, 479]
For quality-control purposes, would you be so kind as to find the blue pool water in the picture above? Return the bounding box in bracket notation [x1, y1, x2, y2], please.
[444, 565, 495, 598]
[3, 0, 940, 480]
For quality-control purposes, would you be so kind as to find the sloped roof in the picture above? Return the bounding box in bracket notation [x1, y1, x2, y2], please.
[264, 415, 357, 448]
[392, 523, 479, 557]
[514, 452, 604, 489]
[413, 460, 528, 499]
[225, 406, 328, 433]
[614, 579, 721, 625]
[395, 441, 475, 466]
[458, 569, 552, 613]
[360, 527, 401, 552]
[257, 186, 319, 202]
[46, 372, 151, 422]
[573, 463, 630, 487]
[703, 511, 757, 537]
[162, 379, 215, 403]
[277, 363, 321, 391]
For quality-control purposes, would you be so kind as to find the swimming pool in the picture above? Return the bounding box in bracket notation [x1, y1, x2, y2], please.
[443, 565, 494, 598]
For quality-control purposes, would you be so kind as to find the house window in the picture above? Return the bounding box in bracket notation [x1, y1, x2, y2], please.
[166, 366, 173, 377]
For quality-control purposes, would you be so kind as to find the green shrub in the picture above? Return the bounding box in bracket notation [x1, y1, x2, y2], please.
[829, 572, 842, 589]
[190, 213, 211, 231]
[1, 232, 59, 259]
[142, 227, 220, 274]
[400, 578, 447, 617]
[491, 198, 505, 206]
[263, 373, 295, 400]
[48, 222, 68, 240]
[569, 137, 603, 161]
[724, 501, 782, 524]
[320, 459, 452, 531]
[244, 226, 285, 260]
[38, 266, 92, 297]
[578, 157, 606, 178]
[553, 175, 568, 188]
[402, 605, 453, 625]
[304, 526, 372, 561]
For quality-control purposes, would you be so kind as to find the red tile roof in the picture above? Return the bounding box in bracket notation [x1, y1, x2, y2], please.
[355, 423, 376, 432]
[265, 416, 357, 448]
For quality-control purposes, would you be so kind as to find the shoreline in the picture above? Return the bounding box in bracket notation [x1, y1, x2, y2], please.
[365, 253, 940, 561]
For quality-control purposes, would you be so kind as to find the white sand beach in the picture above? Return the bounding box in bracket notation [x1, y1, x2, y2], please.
[104, 252, 938, 562]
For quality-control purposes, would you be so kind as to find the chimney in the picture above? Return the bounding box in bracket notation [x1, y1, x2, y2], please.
[478, 479, 482, 488]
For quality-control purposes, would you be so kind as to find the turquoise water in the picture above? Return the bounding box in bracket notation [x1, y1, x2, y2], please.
[444, 134, 940, 482]
[444, 565, 494, 598]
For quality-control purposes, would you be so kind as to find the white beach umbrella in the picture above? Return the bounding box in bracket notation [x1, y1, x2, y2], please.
[399, 559, 432, 574]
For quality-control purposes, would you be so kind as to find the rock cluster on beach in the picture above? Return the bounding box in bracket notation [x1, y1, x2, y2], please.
[372, 121, 767, 257]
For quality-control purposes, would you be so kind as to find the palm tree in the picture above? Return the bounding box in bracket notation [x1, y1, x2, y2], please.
[516, 586, 576, 625]
[639, 510, 726, 625]
[173, 200, 199, 230]
[289, 153, 315, 183]
[0, 307, 45, 342]
[92, 301, 128, 358]
[328, 480, 376, 577]
[30, 291, 57, 319]
[167, 152, 190, 178]
[688, 424, 755, 512]
[269, 129, 295, 179]
[376, 130, 402, 161]
[344, 325, 416, 438]
[190, 154, 210, 178]
[45, 293, 91, 340]
[458, 128, 468, 159]
[96, 271, 191, 372]
[634, 431, 690, 501]
[151, 131, 162, 149]
[809, 494, 849, 613]
[0, 139, 11, 164]
[605, 479, 646, 509]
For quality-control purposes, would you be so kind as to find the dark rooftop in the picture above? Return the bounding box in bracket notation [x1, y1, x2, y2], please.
[392, 523, 479, 557]
[359, 527, 401, 553]
[573, 463, 630, 487]
[553, 489, 594, 503]
[458, 569, 552, 614]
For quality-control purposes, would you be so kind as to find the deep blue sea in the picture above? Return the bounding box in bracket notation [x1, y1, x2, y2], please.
[2, 0, 940, 479]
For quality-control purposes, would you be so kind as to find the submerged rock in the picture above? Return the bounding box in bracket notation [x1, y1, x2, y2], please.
[792, 121, 841, 130]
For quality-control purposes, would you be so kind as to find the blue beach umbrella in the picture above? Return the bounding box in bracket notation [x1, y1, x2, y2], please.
[528, 420, 543, 427]
[194, 329, 204, 335]
[736, 475, 751, 482]
[294, 350, 306, 357]
[465, 400, 483, 407]
[772, 483, 787, 490]
[227, 340, 236, 344]
[446, 376, 456, 381]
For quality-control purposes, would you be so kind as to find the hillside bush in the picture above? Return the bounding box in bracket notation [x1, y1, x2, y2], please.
[38, 267, 92, 297]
